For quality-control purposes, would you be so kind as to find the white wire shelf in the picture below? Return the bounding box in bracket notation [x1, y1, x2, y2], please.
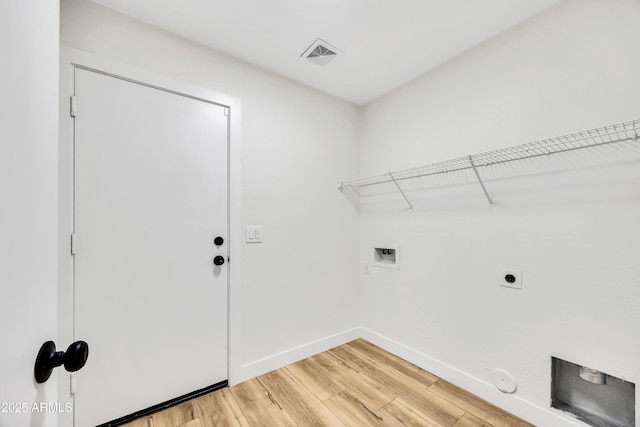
[338, 119, 640, 208]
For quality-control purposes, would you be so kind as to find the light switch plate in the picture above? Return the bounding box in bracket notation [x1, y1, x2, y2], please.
[246, 226, 262, 243]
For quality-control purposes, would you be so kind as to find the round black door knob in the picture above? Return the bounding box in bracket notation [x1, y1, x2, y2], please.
[64, 341, 90, 372]
[214, 236, 224, 246]
[213, 255, 225, 266]
[34, 340, 89, 384]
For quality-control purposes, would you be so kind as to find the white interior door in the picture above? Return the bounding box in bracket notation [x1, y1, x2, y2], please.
[73, 68, 229, 426]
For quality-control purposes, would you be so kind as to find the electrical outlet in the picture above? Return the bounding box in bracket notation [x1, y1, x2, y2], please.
[500, 269, 522, 290]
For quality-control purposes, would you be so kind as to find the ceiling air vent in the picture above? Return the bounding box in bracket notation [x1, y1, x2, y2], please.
[301, 38, 340, 66]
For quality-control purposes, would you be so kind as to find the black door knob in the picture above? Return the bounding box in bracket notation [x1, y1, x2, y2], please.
[214, 236, 224, 246]
[34, 340, 89, 383]
[213, 255, 225, 266]
[64, 341, 90, 372]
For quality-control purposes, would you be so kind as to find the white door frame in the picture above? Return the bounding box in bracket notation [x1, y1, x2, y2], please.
[58, 47, 243, 427]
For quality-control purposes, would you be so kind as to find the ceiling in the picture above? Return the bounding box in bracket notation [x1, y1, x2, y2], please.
[91, 0, 560, 105]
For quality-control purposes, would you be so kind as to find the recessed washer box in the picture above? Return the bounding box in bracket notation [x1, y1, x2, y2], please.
[373, 245, 400, 269]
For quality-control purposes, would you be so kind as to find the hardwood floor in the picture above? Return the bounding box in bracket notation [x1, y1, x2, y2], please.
[122, 339, 534, 427]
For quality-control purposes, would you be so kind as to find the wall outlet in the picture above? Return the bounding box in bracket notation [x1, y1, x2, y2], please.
[500, 269, 522, 289]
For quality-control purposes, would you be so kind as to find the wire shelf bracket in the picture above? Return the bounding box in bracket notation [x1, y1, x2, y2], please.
[388, 172, 413, 209]
[468, 156, 493, 207]
[337, 119, 640, 208]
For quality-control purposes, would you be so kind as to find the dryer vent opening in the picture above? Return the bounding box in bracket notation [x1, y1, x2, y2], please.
[551, 357, 635, 427]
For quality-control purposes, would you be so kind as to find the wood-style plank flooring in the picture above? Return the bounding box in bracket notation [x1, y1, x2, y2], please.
[123, 339, 534, 427]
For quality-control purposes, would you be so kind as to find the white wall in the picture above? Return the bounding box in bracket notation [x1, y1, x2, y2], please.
[59, 0, 360, 385]
[359, 0, 640, 425]
[0, 1, 59, 427]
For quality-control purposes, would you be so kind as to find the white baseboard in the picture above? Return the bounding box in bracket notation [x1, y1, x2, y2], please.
[234, 326, 585, 426]
[358, 328, 585, 427]
[234, 327, 361, 385]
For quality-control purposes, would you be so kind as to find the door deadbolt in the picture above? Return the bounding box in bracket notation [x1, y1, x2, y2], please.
[213, 255, 225, 266]
[214, 236, 224, 246]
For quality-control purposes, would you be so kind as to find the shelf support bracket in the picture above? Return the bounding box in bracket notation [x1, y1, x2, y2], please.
[388, 172, 413, 209]
[468, 156, 493, 207]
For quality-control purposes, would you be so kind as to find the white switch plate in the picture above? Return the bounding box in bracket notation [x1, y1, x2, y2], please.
[500, 269, 522, 289]
[246, 226, 262, 243]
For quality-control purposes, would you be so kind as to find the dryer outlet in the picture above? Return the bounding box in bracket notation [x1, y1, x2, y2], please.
[500, 269, 522, 290]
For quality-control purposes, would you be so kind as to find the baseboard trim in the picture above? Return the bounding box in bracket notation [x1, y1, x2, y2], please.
[358, 328, 584, 427]
[235, 327, 585, 426]
[235, 327, 361, 384]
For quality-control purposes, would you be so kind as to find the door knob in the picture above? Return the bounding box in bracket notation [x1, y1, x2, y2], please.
[214, 236, 224, 246]
[34, 340, 89, 383]
[213, 255, 225, 266]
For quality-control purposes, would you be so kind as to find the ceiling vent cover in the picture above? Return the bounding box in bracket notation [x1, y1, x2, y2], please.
[301, 38, 340, 66]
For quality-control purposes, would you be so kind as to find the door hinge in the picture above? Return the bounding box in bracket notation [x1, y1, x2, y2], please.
[224, 107, 230, 117]
[71, 234, 76, 255]
[70, 373, 76, 395]
[70, 96, 77, 117]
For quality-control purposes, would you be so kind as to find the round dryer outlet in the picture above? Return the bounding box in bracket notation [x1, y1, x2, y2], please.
[490, 369, 517, 393]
